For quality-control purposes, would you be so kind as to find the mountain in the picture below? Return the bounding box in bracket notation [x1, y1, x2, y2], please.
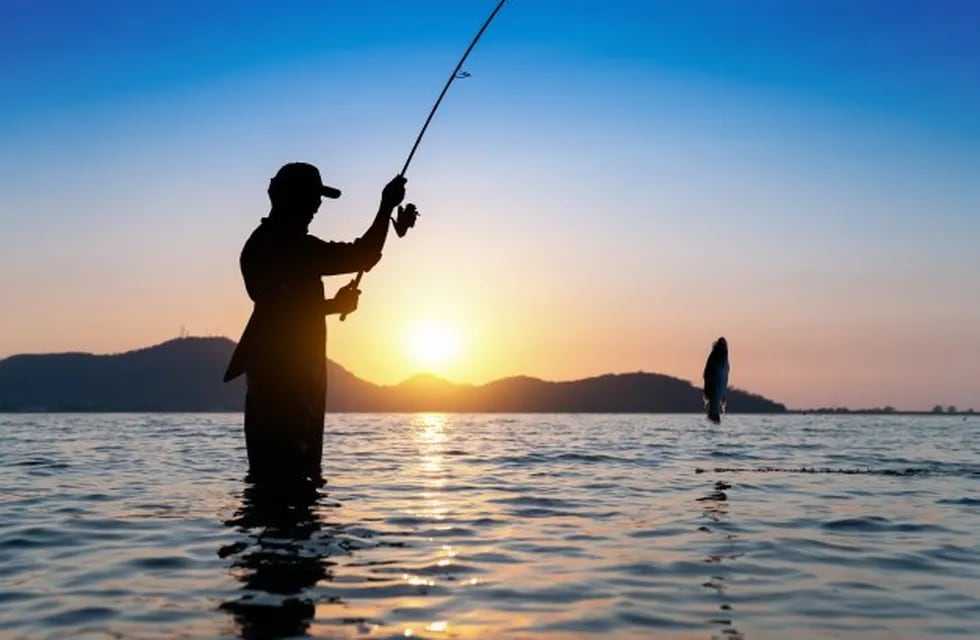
[0, 337, 786, 413]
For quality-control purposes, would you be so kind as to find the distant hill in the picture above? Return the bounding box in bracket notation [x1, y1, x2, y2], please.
[0, 337, 786, 413]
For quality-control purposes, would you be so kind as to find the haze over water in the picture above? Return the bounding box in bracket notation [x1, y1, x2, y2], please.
[2, 413, 979, 639]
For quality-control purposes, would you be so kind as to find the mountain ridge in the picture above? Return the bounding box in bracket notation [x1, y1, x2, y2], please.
[0, 337, 786, 413]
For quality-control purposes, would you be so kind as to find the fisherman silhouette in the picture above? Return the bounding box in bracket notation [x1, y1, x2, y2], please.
[224, 162, 418, 477]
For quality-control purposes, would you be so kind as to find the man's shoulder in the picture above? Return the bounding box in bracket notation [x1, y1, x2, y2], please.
[244, 217, 282, 244]
[241, 219, 276, 260]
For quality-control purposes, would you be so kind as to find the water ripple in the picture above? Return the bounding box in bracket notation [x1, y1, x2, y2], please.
[0, 413, 978, 638]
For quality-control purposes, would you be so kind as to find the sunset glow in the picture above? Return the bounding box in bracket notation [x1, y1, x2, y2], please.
[1, 3, 978, 410]
[406, 323, 460, 372]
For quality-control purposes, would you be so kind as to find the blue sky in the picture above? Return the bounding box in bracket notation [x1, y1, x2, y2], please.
[1, 1, 978, 409]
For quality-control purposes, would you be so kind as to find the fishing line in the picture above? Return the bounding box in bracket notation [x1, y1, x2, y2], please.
[341, 0, 508, 321]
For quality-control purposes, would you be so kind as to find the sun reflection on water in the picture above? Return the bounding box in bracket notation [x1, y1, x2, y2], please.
[417, 413, 448, 445]
[415, 414, 449, 523]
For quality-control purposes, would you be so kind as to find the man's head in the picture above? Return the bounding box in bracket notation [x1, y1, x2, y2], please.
[268, 162, 341, 228]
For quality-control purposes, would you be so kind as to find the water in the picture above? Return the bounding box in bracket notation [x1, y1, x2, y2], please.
[1, 413, 979, 639]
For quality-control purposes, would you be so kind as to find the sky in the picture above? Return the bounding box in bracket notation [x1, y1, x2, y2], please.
[1, 0, 978, 410]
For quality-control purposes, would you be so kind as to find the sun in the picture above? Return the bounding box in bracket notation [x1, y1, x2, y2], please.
[407, 322, 459, 370]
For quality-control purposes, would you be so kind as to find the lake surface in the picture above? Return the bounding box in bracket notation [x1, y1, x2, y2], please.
[1, 413, 979, 639]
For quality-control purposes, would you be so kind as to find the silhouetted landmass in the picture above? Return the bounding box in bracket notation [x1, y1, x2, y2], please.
[801, 406, 976, 415]
[0, 338, 245, 412]
[0, 337, 787, 413]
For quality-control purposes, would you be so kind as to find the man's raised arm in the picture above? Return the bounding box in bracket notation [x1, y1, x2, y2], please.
[312, 175, 407, 276]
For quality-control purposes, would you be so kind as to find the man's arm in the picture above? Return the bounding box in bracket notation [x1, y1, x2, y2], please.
[310, 175, 407, 276]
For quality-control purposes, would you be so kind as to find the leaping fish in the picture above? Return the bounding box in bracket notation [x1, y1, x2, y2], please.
[703, 337, 730, 424]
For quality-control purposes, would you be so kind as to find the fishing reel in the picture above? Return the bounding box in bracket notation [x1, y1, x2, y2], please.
[392, 203, 419, 238]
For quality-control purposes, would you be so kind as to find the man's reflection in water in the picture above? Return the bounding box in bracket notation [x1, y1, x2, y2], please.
[219, 474, 339, 639]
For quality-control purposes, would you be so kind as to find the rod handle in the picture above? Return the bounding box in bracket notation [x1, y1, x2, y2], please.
[339, 271, 364, 322]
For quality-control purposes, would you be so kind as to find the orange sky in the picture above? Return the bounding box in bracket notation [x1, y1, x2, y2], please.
[2, 3, 979, 411]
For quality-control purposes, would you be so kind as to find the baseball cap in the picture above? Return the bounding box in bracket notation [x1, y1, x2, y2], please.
[269, 162, 341, 199]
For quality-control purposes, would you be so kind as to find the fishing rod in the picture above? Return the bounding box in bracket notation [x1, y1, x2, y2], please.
[340, 0, 508, 321]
